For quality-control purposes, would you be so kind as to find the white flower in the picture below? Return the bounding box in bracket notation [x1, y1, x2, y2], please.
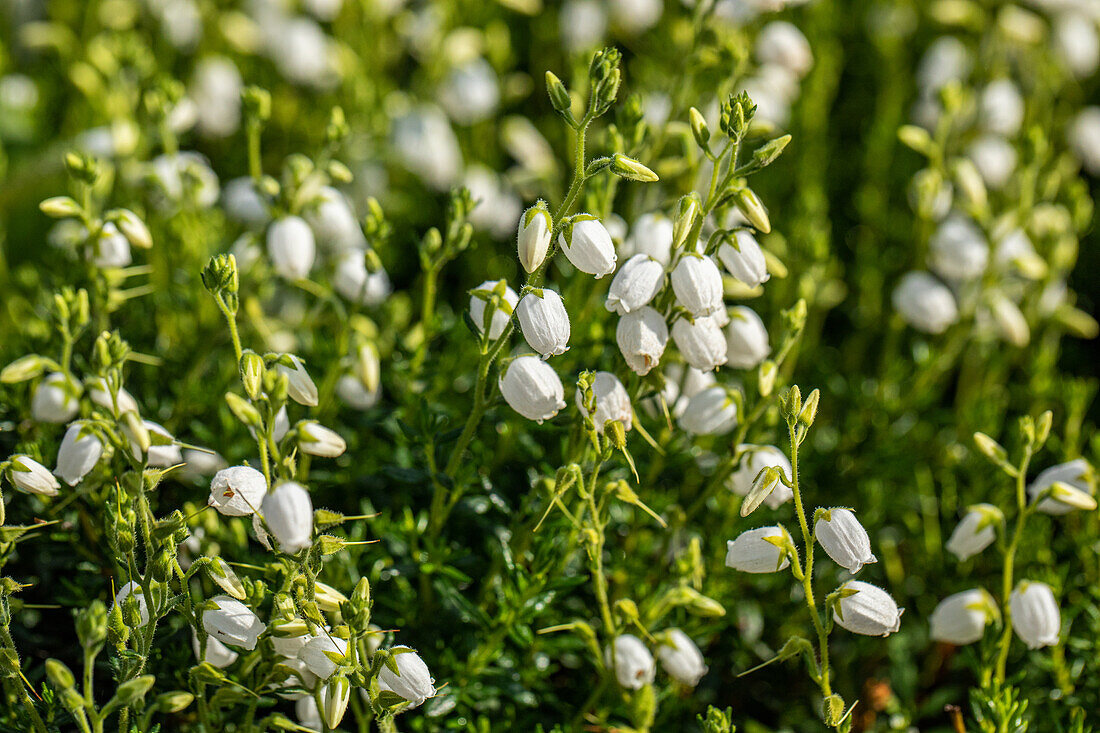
[1068, 106, 1100, 175]
[575, 371, 632, 433]
[560, 216, 616, 278]
[616, 307, 668, 376]
[470, 280, 519, 341]
[988, 293, 1029, 347]
[377, 647, 436, 708]
[892, 271, 959, 334]
[679, 385, 739, 435]
[91, 223, 132, 268]
[392, 106, 463, 191]
[755, 21, 813, 78]
[725, 526, 791, 573]
[656, 629, 708, 687]
[296, 696, 322, 731]
[32, 372, 80, 423]
[945, 504, 999, 561]
[267, 216, 316, 280]
[815, 509, 877, 574]
[279, 355, 319, 407]
[516, 289, 571, 358]
[725, 307, 770, 369]
[1010, 581, 1060, 649]
[223, 177, 269, 227]
[193, 630, 239, 668]
[150, 152, 220, 208]
[306, 187, 366, 252]
[333, 252, 391, 306]
[606, 634, 654, 690]
[298, 421, 347, 458]
[717, 231, 770, 288]
[967, 135, 1016, 190]
[499, 356, 566, 422]
[439, 58, 500, 125]
[649, 365, 715, 420]
[208, 466, 268, 516]
[1027, 458, 1095, 515]
[993, 228, 1041, 275]
[917, 36, 971, 92]
[272, 405, 290, 442]
[203, 595, 266, 650]
[606, 254, 664, 315]
[928, 215, 988, 281]
[114, 581, 150, 627]
[269, 17, 336, 87]
[560, 0, 607, 52]
[55, 423, 104, 486]
[727, 445, 793, 509]
[262, 482, 314, 553]
[930, 589, 996, 645]
[672, 316, 728, 372]
[6, 455, 60, 496]
[517, 205, 552, 273]
[1053, 12, 1099, 78]
[980, 79, 1024, 137]
[270, 620, 315, 659]
[465, 166, 522, 239]
[191, 57, 242, 139]
[671, 254, 723, 317]
[608, 0, 662, 35]
[179, 449, 228, 480]
[622, 212, 673, 266]
[86, 377, 139, 416]
[128, 420, 183, 468]
[833, 580, 903, 637]
[298, 634, 349, 679]
[337, 374, 380, 410]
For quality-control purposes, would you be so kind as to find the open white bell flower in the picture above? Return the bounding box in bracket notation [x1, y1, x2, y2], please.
[833, 581, 903, 637]
[203, 595, 266, 650]
[725, 307, 770, 369]
[755, 21, 813, 78]
[945, 504, 1000, 560]
[725, 526, 792, 573]
[516, 289, 571, 359]
[980, 79, 1024, 137]
[208, 466, 267, 516]
[656, 629, 708, 687]
[1027, 458, 1095, 514]
[470, 280, 519, 341]
[929, 215, 988, 281]
[672, 315, 728, 372]
[717, 230, 770, 288]
[575, 371, 632, 433]
[559, 216, 616, 278]
[55, 422, 105, 486]
[499, 356, 566, 422]
[306, 187, 365, 252]
[606, 254, 664, 315]
[279, 355, 319, 407]
[32, 372, 81, 423]
[622, 212, 673, 266]
[892, 271, 959, 334]
[298, 634, 349, 680]
[616, 307, 668, 376]
[1009, 581, 1060, 649]
[86, 377, 139, 416]
[377, 647, 436, 708]
[930, 588, 997, 645]
[7, 455, 60, 496]
[671, 253, 724, 317]
[267, 216, 316, 280]
[192, 630, 239, 668]
[262, 482, 314, 553]
[606, 634, 655, 690]
[679, 385, 739, 435]
[727, 445, 793, 509]
[815, 508, 877, 574]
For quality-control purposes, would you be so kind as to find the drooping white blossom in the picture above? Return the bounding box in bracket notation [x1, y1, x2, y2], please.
[945, 504, 999, 561]
[208, 465, 268, 516]
[499, 356, 566, 422]
[717, 230, 770, 288]
[616, 307, 668, 376]
[516, 289, 571, 359]
[832, 581, 904, 637]
[725, 307, 770, 370]
[203, 595, 266, 650]
[1027, 458, 1095, 515]
[32, 372, 80, 423]
[930, 588, 996, 645]
[262, 482, 314, 553]
[671, 316, 728, 372]
[815, 508, 877, 574]
[606, 634, 655, 690]
[727, 445, 793, 509]
[656, 628, 708, 687]
[606, 254, 664, 315]
[377, 647, 436, 708]
[575, 371, 632, 433]
[6, 455, 60, 496]
[892, 271, 959, 334]
[267, 216, 316, 280]
[679, 385, 739, 435]
[559, 216, 617, 278]
[725, 526, 791, 573]
[671, 254, 724, 317]
[1009, 581, 1061, 649]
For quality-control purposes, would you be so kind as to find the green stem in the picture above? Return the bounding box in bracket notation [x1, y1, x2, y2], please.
[993, 445, 1033, 686]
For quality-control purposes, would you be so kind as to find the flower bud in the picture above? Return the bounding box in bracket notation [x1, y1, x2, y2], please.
[717, 230, 769, 288]
[727, 445, 793, 509]
[266, 216, 316, 280]
[517, 203, 552, 273]
[988, 293, 1029, 347]
[32, 372, 81, 423]
[55, 422, 105, 486]
[113, 581, 150, 628]
[930, 588, 997, 645]
[128, 420, 183, 468]
[516, 289, 571, 359]
[1, 354, 49, 383]
[606, 634, 654, 690]
[114, 209, 153, 250]
[610, 153, 659, 182]
[202, 595, 266, 650]
[545, 71, 572, 114]
[656, 629, 708, 687]
[892, 271, 958, 334]
[1009, 581, 1060, 649]
[679, 385, 738, 436]
[278, 355, 319, 407]
[673, 195, 701, 251]
[378, 647, 436, 708]
[114, 675, 156, 706]
[616, 306, 668, 376]
[40, 196, 83, 218]
[323, 676, 351, 728]
[208, 466, 267, 516]
[192, 630, 239, 668]
[815, 509, 877, 574]
[45, 658, 76, 691]
[262, 482, 314, 553]
[725, 306, 771, 370]
[689, 107, 710, 148]
[7, 455, 61, 496]
[297, 421, 347, 458]
[155, 691, 195, 714]
[90, 223, 133, 269]
[559, 215, 617, 278]
[734, 188, 771, 234]
[671, 254, 723, 317]
[832, 581, 903, 637]
[575, 371, 632, 433]
[606, 254, 664, 315]
[1027, 459, 1095, 515]
[725, 526, 791, 573]
[240, 351, 265, 401]
[945, 504, 1001, 560]
[499, 356, 566, 423]
[671, 316, 728, 372]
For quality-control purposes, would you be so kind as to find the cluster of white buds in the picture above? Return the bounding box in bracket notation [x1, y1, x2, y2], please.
[607, 630, 710, 691]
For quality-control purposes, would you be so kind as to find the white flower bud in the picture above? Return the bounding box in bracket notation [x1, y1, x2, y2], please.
[517, 204, 552, 273]
[377, 647, 436, 708]
[560, 216, 617, 278]
[114, 581, 150, 627]
[679, 385, 738, 435]
[655, 629, 708, 687]
[7, 455, 60, 496]
[671, 254, 723, 317]
[575, 371, 632, 433]
[91, 223, 133, 268]
[755, 21, 813, 78]
[1010, 581, 1060, 649]
[725, 307, 770, 370]
[988, 293, 1029, 347]
[262, 482, 314, 553]
[717, 231, 769, 288]
[1068, 106, 1100, 176]
[945, 504, 999, 560]
[892, 271, 959, 334]
[727, 445, 792, 509]
[516, 289, 571, 358]
[334, 252, 392, 306]
[930, 588, 996, 645]
[815, 509, 877, 574]
[297, 421, 347, 458]
[499, 356, 566, 422]
[725, 526, 791, 573]
[616, 307, 668, 376]
[86, 377, 139, 416]
[833, 581, 903, 636]
[980, 79, 1024, 137]
[337, 374, 380, 410]
[967, 135, 1016, 190]
[1053, 12, 1099, 79]
[279, 355, 319, 407]
[606, 254, 664, 315]
[32, 372, 81, 423]
[298, 635, 348, 680]
[208, 466, 268, 516]
[267, 216, 316, 280]
[55, 422, 104, 486]
[606, 634, 654, 690]
[671, 316, 728, 372]
[1027, 458, 1095, 515]
[128, 420, 183, 468]
[323, 677, 351, 730]
[203, 595, 266, 650]
[193, 630, 239, 668]
[622, 212, 673, 266]
[929, 215, 988, 281]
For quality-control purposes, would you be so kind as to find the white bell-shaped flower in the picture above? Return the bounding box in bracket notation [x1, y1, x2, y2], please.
[86, 377, 139, 416]
[968, 135, 1017, 191]
[725, 307, 770, 369]
[815, 508, 877, 574]
[1009, 581, 1060, 649]
[616, 307, 668, 376]
[1027, 459, 1095, 515]
[727, 445, 793, 509]
[7, 455, 60, 496]
[336, 374, 380, 410]
[262, 481, 314, 553]
[755, 21, 813, 78]
[622, 212, 673, 266]
[127, 420, 183, 468]
[717, 230, 770, 288]
[517, 204, 552, 273]
[333, 252, 391, 306]
[679, 385, 738, 435]
[833, 581, 903, 637]
[32, 372, 80, 423]
[278, 355, 319, 407]
[575, 371, 632, 433]
[516, 289, 570, 358]
[192, 630, 239, 668]
[114, 581, 150, 627]
[1053, 11, 1100, 79]
[306, 187, 365, 252]
[606, 254, 664, 315]
[298, 634, 348, 679]
[267, 216, 316, 280]
[298, 421, 347, 458]
[191, 56, 243, 139]
[499, 356, 566, 422]
[223, 177, 269, 227]
[377, 646, 436, 708]
[655, 628, 708, 687]
[945, 504, 999, 561]
[440, 58, 500, 125]
[892, 271, 959, 334]
[929, 215, 988, 281]
[672, 315, 728, 372]
[725, 526, 791, 573]
[469, 280, 519, 341]
[559, 216, 616, 278]
[930, 588, 996, 645]
[208, 466, 268, 516]
[1069, 106, 1100, 176]
[606, 634, 655, 690]
[980, 79, 1024, 137]
[91, 223, 132, 268]
[55, 422, 104, 486]
[203, 595, 266, 650]
[671, 254, 723, 317]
